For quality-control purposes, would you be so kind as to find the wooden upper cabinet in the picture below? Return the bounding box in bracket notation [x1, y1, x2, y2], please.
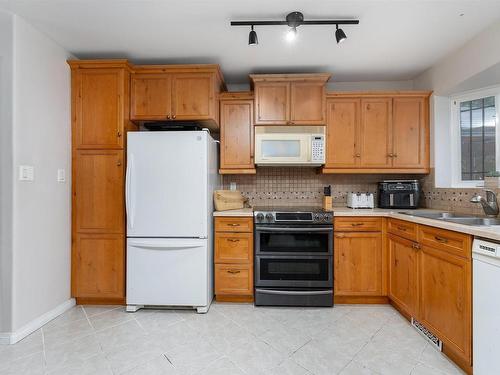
[130, 74, 171, 120]
[392, 97, 428, 169]
[334, 232, 383, 296]
[359, 98, 392, 168]
[219, 96, 255, 173]
[74, 150, 124, 234]
[171, 73, 214, 120]
[325, 98, 360, 168]
[290, 81, 326, 124]
[251, 74, 330, 125]
[420, 243, 472, 365]
[254, 82, 289, 125]
[130, 65, 225, 130]
[388, 233, 419, 317]
[73, 68, 126, 149]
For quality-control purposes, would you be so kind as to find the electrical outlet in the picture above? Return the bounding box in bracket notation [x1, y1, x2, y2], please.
[230, 182, 237, 191]
[57, 169, 66, 183]
[19, 165, 34, 181]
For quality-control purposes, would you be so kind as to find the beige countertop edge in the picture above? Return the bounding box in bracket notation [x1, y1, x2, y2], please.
[213, 208, 254, 217]
[214, 207, 500, 241]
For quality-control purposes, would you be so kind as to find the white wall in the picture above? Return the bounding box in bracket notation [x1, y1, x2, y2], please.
[11, 16, 73, 332]
[0, 10, 14, 337]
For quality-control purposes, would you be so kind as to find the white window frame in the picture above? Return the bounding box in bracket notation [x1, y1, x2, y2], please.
[450, 85, 500, 188]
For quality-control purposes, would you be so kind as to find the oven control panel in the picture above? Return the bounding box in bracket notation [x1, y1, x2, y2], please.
[254, 210, 333, 224]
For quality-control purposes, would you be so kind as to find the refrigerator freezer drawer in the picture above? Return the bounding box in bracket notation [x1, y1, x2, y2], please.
[126, 238, 210, 307]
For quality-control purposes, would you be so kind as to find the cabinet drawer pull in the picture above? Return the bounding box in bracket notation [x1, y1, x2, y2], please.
[434, 235, 448, 243]
[411, 243, 420, 250]
[227, 223, 241, 227]
[351, 223, 364, 227]
[227, 239, 240, 242]
[355, 153, 361, 158]
[227, 269, 241, 274]
[335, 234, 345, 238]
[117, 131, 122, 137]
[397, 226, 407, 231]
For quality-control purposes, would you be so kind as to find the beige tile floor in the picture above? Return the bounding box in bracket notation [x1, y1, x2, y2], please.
[0, 303, 466, 375]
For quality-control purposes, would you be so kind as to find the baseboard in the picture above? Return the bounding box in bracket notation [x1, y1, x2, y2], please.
[334, 295, 389, 304]
[0, 298, 75, 345]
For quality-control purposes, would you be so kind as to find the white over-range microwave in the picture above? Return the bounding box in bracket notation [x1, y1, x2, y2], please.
[254, 126, 326, 166]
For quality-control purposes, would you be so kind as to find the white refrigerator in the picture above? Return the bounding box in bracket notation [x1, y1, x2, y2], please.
[125, 130, 219, 313]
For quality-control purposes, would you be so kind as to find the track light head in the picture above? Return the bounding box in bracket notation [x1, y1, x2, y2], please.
[248, 25, 258, 45]
[335, 25, 347, 44]
[286, 11, 304, 28]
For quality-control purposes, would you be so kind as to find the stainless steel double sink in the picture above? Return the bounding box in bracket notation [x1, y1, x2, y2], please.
[399, 211, 500, 226]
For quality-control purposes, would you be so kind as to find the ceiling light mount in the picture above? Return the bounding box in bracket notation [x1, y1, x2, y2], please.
[231, 11, 359, 45]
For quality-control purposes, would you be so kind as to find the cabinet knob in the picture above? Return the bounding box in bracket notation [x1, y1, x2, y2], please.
[167, 115, 171, 119]
[172, 114, 177, 119]
[393, 154, 398, 157]
[286, 121, 294, 125]
[117, 131, 122, 137]
[355, 153, 361, 158]
[387, 153, 394, 158]
[117, 161, 122, 166]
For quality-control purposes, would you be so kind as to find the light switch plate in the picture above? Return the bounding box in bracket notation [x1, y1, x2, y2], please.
[19, 165, 34, 181]
[57, 169, 66, 183]
[230, 182, 237, 191]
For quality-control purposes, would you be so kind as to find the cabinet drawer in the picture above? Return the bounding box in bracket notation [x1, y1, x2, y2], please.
[215, 217, 253, 232]
[418, 225, 471, 259]
[215, 233, 253, 263]
[334, 217, 382, 232]
[215, 264, 253, 295]
[388, 218, 418, 241]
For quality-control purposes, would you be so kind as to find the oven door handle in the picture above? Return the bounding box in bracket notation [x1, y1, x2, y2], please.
[255, 289, 333, 296]
[255, 226, 333, 233]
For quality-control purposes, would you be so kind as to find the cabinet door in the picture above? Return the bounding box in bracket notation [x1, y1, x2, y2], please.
[290, 82, 325, 124]
[254, 82, 290, 125]
[73, 233, 124, 299]
[74, 150, 124, 233]
[388, 234, 419, 316]
[359, 98, 392, 168]
[171, 73, 214, 120]
[130, 74, 171, 120]
[220, 100, 254, 170]
[392, 97, 428, 169]
[74, 69, 124, 149]
[334, 232, 383, 296]
[420, 245, 471, 364]
[325, 99, 360, 168]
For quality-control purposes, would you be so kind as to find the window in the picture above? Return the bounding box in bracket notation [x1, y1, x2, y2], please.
[451, 87, 500, 187]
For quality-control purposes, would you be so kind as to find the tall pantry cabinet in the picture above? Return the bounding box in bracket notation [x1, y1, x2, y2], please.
[69, 60, 136, 304]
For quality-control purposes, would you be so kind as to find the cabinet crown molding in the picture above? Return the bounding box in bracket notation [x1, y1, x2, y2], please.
[67, 59, 133, 70]
[250, 73, 331, 83]
[326, 91, 432, 98]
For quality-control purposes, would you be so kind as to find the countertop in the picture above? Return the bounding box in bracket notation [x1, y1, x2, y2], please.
[213, 208, 254, 217]
[214, 206, 500, 242]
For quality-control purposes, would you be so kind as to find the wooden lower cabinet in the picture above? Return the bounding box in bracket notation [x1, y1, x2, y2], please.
[419, 244, 472, 366]
[214, 217, 254, 302]
[388, 234, 419, 317]
[72, 233, 124, 301]
[334, 232, 383, 296]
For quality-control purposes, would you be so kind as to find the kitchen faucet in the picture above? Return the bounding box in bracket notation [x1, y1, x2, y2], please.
[470, 189, 499, 217]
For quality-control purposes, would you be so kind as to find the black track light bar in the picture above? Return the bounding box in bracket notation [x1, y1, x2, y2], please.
[231, 20, 359, 26]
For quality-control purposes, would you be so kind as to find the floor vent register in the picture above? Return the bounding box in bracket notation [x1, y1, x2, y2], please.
[411, 317, 443, 351]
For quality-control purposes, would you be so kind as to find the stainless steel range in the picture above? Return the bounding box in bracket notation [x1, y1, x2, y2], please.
[254, 207, 334, 307]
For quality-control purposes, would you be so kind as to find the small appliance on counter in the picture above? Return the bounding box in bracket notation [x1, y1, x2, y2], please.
[323, 185, 333, 211]
[347, 193, 375, 209]
[378, 180, 420, 209]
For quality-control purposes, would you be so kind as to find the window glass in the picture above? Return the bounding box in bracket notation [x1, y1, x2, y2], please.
[460, 96, 496, 181]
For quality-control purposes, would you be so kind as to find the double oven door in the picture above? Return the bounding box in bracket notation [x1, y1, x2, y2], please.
[255, 224, 333, 289]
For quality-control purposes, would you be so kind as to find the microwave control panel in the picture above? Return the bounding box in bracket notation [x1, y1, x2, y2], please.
[311, 135, 325, 162]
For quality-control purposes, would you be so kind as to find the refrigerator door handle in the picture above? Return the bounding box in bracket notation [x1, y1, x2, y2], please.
[128, 240, 203, 250]
[126, 154, 135, 229]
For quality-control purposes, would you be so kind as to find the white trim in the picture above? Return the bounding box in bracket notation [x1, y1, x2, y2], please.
[450, 86, 500, 188]
[0, 298, 75, 345]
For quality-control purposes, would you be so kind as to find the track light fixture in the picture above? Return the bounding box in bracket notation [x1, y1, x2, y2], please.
[248, 25, 258, 45]
[231, 11, 359, 45]
[335, 25, 347, 44]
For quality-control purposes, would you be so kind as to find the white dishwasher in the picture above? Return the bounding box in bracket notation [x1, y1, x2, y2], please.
[472, 238, 500, 375]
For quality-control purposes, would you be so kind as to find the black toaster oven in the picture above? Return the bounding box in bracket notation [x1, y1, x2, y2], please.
[378, 180, 420, 209]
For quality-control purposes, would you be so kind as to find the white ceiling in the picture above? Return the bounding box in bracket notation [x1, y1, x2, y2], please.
[2, 0, 500, 83]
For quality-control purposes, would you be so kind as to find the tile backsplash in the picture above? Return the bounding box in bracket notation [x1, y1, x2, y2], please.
[223, 168, 497, 214]
[222, 168, 419, 208]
